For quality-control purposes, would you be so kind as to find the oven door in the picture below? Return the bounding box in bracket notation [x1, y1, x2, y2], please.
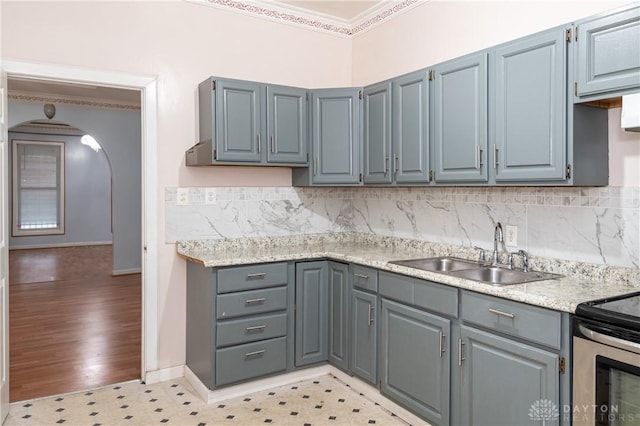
[574, 333, 640, 426]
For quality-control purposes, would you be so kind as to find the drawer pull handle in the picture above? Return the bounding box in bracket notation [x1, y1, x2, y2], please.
[354, 273, 369, 279]
[246, 273, 266, 279]
[489, 308, 515, 319]
[245, 350, 265, 358]
[246, 325, 266, 332]
[245, 298, 266, 304]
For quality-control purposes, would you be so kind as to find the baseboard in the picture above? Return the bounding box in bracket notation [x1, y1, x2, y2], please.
[9, 241, 112, 250]
[112, 268, 142, 276]
[144, 365, 185, 385]
[183, 364, 429, 425]
[185, 365, 332, 405]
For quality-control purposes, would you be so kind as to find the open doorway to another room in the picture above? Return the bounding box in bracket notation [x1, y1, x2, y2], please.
[6, 79, 142, 402]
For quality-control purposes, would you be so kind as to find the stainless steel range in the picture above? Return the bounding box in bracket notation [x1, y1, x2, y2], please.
[574, 291, 640, 426]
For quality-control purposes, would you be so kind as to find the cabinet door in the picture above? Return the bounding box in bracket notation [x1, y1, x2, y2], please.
[363, 82, 392, 184]
[310, 88, 361, 185]
[328, 262, 349, 371]
[460, 325, 559, 426]
[266, 85, 308, 164]
[295, 261, 328, 366]
[492, 28, 567, 181]
[351, 288, 377, 385]
[393, 71, 430, 183]
[433, 54, 488, 182]
[381, 299, 450, 425]
[576, 5, 640, 97]
[214, 79, 262, 162]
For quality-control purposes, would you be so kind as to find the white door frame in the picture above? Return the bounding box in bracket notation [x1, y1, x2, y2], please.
[1, 59, 159, 381]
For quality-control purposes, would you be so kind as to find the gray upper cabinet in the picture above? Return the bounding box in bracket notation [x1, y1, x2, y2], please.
[432, 53, 488, 182]
[459, 325, 559, 426]
[363, 82, 393, 184]
[188, 77, 308, 167]
[295, 261, 328, 367]
[307, 88, 362, 185]
[214, 79, 263, 163]
[491, 27, 567, 182]
[328, 262, 349, 371]
[393, 70, 431, 184]
[266, 84, 308, 164]
[575, 4, 640, 99]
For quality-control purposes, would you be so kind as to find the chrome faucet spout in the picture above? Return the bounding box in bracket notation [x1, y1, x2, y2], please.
[492, 222, 503, 265]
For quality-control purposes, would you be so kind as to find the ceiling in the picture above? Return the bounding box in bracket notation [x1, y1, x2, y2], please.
[273, 0, 384, 21]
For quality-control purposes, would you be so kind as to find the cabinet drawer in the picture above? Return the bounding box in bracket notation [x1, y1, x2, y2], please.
[217, 287, 287, 319]
[352, 264, 378, 292]
[216, 312, 287, 347]
[461, 291, 561, 349]
[379, 271, 458, 317]
[379, 271, 413, 304]
[217, 263, 288, 293]
[215, 337, 287, 386]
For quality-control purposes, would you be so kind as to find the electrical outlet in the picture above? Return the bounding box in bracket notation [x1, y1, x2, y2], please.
[176, 188, 189, 206]
[205, 188, 217, 205]
[505, 224, 518, 247]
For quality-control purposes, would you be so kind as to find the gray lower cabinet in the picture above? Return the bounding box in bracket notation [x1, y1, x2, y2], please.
[186, 261, 292, 389]
[381, 298, 451, 425]
[351, 288, 377, 385]
[459, 325, 559, 426]
[491, 27, 567, 182]
[378, 270, 457, 426]
[574, 4, 640, 99]
[458, 290, 567, 426]
[328, 262, 349, 371]
[432, 52, 488, 183]
[295, 261, 329, 366]
[294, 88, 362, 186]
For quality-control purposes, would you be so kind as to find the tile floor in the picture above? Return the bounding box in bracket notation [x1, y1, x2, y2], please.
[6, 374, 414, 425]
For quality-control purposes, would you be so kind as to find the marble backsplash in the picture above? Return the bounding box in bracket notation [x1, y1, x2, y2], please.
[165, 186, 640, 269]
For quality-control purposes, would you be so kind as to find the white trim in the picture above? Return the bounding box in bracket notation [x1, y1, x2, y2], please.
[112, 268, 142, 276]
[184, 365, 429, 425]
[185, 365, 333, 404]
[9, 241, 112, 250]
[144, 365, 185, 385]
[1, 58, 158, 385]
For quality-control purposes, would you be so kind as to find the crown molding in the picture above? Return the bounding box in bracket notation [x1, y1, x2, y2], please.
[8, 91, 141, 111]
[186, 0, 425, 37]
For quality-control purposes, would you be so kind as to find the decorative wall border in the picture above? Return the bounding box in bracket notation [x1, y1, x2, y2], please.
[8, 93, 141, 111]
[189, 0, 423, 37]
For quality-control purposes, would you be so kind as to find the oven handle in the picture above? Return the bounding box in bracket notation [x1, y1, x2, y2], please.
[579, 324, 640, 354]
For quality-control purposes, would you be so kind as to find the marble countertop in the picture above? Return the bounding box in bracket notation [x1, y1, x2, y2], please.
[177, 233, 640, 314]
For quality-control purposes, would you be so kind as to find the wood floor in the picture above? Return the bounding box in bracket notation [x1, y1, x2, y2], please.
[9, 245, 141, 402]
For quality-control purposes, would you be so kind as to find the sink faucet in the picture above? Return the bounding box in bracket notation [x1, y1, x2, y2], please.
[492, 222, 503, 265]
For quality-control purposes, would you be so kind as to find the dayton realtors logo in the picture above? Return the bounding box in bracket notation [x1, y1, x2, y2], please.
[529, 399, 560, 425]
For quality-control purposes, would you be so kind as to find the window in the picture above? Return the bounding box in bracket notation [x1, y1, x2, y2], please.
[12, 140, 65, 236]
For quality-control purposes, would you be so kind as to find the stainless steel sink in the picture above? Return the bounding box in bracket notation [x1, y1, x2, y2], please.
[448, 267, 562, 285]
[390, 257, 483, 272]
[389, 256, 563, 286]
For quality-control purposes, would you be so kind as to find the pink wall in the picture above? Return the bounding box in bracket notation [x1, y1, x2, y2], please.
[1, 0, 351, 370]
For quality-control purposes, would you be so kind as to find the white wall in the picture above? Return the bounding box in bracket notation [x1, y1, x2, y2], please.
[1, 0, 351, 370]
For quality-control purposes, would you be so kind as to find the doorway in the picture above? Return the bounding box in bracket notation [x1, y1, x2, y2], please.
[0, 61, 159, 410]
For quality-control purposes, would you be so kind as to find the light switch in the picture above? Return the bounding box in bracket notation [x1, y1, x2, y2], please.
[176, 188, 189, 206]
